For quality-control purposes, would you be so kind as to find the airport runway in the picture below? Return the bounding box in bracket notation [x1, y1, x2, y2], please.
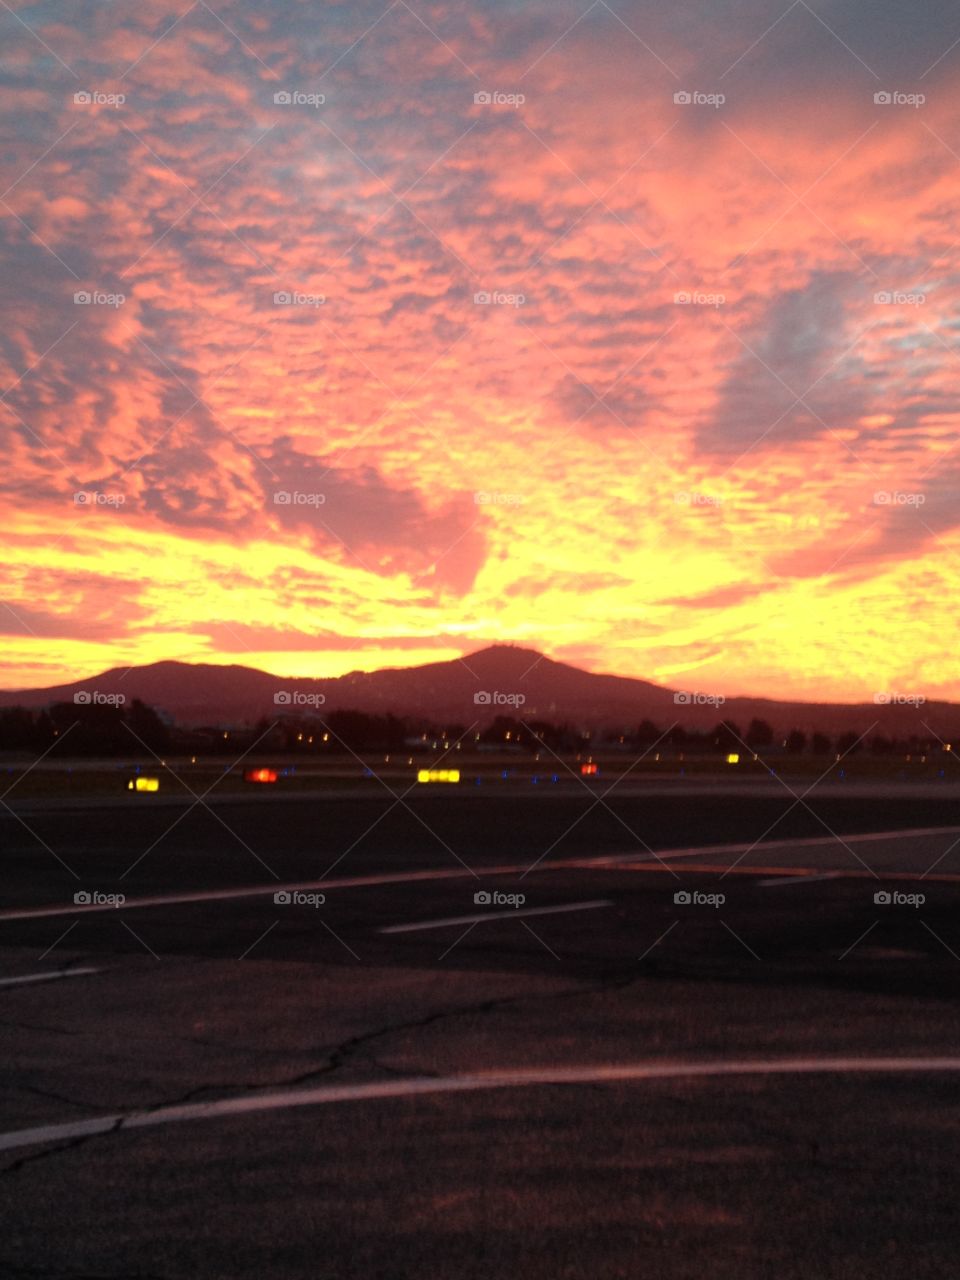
[1, 794, 959, 1277]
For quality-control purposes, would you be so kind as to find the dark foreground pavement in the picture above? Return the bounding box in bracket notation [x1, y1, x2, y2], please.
[1, 790, 959, 1278]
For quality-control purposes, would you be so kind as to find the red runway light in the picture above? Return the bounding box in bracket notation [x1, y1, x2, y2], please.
[244, 768, 278, 784]
[580, 762, 599, 776]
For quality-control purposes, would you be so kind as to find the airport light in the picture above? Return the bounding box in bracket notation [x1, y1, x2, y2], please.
[417, 769, 460, 784]
[244, 768, 278, 784]
[726, 753, 740, 764]
[581, 762, 599, 776]
[126, 776, 159, 792]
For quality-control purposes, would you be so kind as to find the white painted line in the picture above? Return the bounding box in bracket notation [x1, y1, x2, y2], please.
[605, 825, 960, 867]
[0, 967, 100, 988]
[2, 1057, 959, 1155]
[380, 899, 613, 934]
[757, 872, 844, 887]
[2, 824, 958, 923]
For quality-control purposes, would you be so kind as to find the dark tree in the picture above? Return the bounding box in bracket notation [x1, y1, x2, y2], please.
[126, 699, 171, 754]
[746, 718, 775, 748]
[634, 720, 663, 747]
[712, 721, 743, 752]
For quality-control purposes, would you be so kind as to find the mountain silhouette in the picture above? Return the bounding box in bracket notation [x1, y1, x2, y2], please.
[0, 645, 954, 736]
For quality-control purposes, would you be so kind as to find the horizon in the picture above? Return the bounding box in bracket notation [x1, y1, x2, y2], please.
[1, 642, 956, 712]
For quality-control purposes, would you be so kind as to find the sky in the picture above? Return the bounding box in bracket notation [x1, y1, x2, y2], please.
[1, 0, 958, 701]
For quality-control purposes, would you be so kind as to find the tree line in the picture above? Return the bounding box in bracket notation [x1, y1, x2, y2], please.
[0, 703, 951, 759]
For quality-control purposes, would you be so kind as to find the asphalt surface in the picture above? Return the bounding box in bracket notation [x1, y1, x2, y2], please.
[2, 784, 960, 1278]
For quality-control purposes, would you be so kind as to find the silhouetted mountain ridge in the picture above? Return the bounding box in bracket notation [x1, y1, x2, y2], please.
[0, 646, 954, 736]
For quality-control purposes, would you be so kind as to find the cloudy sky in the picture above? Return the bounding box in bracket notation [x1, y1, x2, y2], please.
[1, 0, 958, 699]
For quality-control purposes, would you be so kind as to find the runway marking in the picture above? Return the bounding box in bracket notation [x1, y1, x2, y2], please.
[0, 966, 100, 989]
[2, 1057, 959, 1155]
[2, 824, 959, 923]
[611, 862, 960, 884]
[601, 825, 960, 866]
[380, 899, 613, 934]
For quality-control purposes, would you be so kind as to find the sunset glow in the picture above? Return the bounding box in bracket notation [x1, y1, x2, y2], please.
[2, 0, 958, 699]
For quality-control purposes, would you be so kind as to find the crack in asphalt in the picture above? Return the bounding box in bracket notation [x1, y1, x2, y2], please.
[18, 1083, 104, 1112]
[0, 963, 649, 1177]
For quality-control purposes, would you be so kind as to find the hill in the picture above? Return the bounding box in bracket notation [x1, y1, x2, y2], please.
[0, 646, 953, 737]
